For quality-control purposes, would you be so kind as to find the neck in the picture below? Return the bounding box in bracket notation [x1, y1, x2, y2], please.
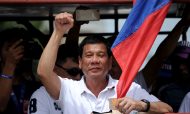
[85, 76, 108, 97]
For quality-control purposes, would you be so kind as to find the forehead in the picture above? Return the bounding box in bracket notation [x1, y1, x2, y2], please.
[83, 43, 107, 53]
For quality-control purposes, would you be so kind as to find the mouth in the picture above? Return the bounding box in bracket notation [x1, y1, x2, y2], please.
[89, 67, 101, 72]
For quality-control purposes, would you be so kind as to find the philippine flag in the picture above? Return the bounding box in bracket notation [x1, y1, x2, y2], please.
[111, 0, 172, 98]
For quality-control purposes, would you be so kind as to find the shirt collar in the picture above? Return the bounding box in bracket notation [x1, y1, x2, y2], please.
[79, 75, 117, 95]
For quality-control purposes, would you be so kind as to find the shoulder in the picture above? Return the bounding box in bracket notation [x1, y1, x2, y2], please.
[183, 92, 190, 100]
[59, 76, 80, 84]
[134, 71, 146, 86]
[130, 82, 142, 89]
[186, 92, 190, 96]
[29, 86, 54, 108]
[30, 86, 50, 99]
[33, 86, 47, 94]
[59, 77, 83, 94]
[28, 86, 57, 114]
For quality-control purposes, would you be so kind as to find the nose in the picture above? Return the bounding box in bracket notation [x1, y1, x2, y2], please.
[91, 55, 100, 64]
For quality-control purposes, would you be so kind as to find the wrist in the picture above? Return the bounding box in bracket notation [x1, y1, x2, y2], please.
[0, 74, 14, 79]
[140, 99, 150, 112]
[52, 30, 65, 43]
[2, 64, 16, 75]
[53, 29, 66, 38]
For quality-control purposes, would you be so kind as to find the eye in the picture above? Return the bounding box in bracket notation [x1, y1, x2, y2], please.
[98, 52, 106, 58]
[85, 53, 93, 58]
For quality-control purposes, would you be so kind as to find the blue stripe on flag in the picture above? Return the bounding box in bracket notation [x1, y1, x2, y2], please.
[111, 0, 171, 48]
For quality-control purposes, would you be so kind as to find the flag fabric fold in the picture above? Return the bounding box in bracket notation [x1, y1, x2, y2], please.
[111, 0, 172, 98]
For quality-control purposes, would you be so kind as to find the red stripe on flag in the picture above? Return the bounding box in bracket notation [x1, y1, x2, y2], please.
[133, 0, 136, 4]
[112, 2, 171, 98]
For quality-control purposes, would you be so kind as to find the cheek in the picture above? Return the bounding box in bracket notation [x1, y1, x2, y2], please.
[79, 59, 90, 68]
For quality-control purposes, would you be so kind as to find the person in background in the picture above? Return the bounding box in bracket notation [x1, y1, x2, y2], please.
[158, 41, 190, 112]
[54, 44, 82, 80]
[0, 28, 41, 114]
[138, 8, 190, 92]
[37, 12, 172, 114]
[28, 44, 81, 114]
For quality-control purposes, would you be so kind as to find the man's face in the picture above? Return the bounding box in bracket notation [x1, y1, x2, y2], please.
[79, 43, 112, 79]
[54, 58, 81, 80]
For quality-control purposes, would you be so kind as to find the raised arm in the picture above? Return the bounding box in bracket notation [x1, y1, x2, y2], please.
[37, 12, 74, 99]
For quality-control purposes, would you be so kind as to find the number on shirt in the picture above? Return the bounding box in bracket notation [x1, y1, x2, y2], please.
[29, 98, 37, 113]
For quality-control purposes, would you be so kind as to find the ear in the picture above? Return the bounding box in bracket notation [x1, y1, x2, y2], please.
[79, 56, 82, 69]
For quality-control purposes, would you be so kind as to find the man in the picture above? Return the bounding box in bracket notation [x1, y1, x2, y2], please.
[28, 44, 81, 114]
[37, 12, 172, 114]
[158, 41, 190, 112]
[54, 44, 81, 81]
